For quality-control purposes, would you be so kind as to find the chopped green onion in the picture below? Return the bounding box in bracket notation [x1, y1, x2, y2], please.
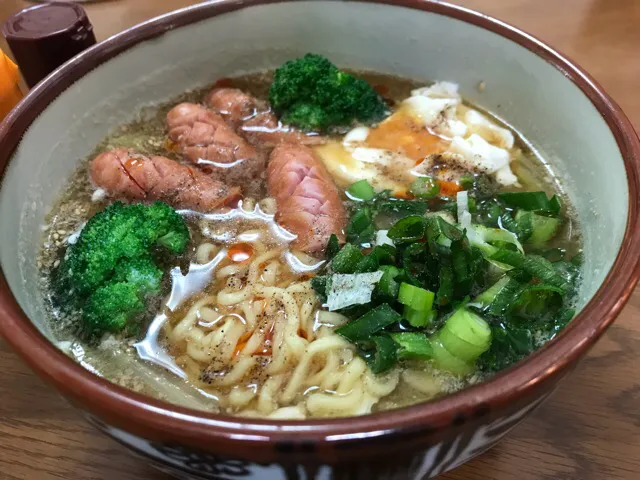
[517, 211, 561, 247]
[349, 208, 373, 232]
[459, 174, 475, 190]
[498, 210, 519, 234]
[323, 179, 574, 377]
[311, 275, 328, 300]
[553, 307, 575, 332]
[368, 244, 396, 265]
[522, 255, 569, 292]
[513, 283, 563, 317]
[506, 267, 533, 283]
[364, 335, 398, 373]
[553, 260, 581, 287]
[498, 191, 561, 215]
[330, 243, 364, 274]
[336, 303, 401, 342]
[436, 266, 455, 306]
[375, 198, 430, 215]
[431, 336, 475, 375]
[487, 278, 526, 316]
[547, 195, 562, 216]
[467, 246, 485, 282]
[480, 200, 503, 226]
[443, 308, 491, 347]
[505, 324, 533, 355]
[376, 265, 401, 298]
[451, 240, 470, 289]
[473, 275, 510, 308]
[354, 254, 379, 273]
[398, 282, 435, 311]
[498, 192, 549, 210]
[436, 216, 464, 241]
[426, 216, 447, 255]
[467, 225, 524, 266]
[468, 196, 478, 213]
[401, 245, 428, 288]
[326, 234, 340, 259]
[435, 308, 491, 364]
[346, 207, 375, 245]
[473, 225, 524, 253]
[410, 176, 440, 199]
[403, 305, 437, 327]
[523, 283, 565, 295]
[489, 249, 524, 268]
[391, 332, 433, 360]
[387, 215, 426, 244]
[347, 180, 376, 201]
[514, 210, 533, 240]
[439, 329, 489, 363]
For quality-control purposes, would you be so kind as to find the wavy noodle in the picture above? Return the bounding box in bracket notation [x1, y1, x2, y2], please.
[162, 217, 402, 419]
[195, 243, 219, 264]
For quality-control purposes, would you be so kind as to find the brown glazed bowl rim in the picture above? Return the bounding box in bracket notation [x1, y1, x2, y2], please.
[1, 0, 640, 455]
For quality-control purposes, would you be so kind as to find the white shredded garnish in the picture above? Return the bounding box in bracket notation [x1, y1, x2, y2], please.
[457, 191, 472, 229]
[375, 230, 394, 247]
[66, 221, 86, 245]
[91, 188, 107, 202]
[327, 271, 384, 311]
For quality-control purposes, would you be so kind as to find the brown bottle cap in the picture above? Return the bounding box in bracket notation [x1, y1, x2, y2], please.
[3, 2, 97, 88]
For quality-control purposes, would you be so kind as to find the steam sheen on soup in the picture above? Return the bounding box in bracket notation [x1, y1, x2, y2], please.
[40, 56, 581, 419]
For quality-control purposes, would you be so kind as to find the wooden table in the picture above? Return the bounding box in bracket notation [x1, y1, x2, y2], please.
[1, 1, 639, 479]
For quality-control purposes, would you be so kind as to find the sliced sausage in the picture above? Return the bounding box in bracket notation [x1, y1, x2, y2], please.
[90, 148, 240, 212]
[267, 144, 346, 253]
[166, 103, 265, 185]
[206, 88, 325, 147]
[205, 88, 257, 128]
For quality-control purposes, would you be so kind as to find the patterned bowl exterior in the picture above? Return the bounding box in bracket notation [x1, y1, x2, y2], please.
[81, 369, 565, 479]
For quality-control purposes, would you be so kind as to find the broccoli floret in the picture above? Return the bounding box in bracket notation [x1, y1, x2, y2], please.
[84, 282, 145, 336]
[55, 201, 189, 338]
[112, 256, 163, 295]
[269, 53, 389, 131]
[281, 103, 334, 131]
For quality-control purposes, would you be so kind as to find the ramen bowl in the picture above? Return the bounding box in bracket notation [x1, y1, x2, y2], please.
[1, 1, 639, 479]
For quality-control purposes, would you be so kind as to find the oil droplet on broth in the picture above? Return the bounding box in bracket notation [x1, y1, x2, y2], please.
[228, 242, 254, 263]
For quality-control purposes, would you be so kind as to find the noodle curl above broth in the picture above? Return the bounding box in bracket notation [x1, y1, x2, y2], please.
[163, 214, 402, 418]
[40, 54, 582, 419]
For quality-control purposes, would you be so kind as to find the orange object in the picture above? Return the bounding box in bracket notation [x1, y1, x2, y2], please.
[366, 110, 444, 162]
[438, 180, 464, 197]
[0, 50, 22, 120]
[228, 243, 254, 263]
